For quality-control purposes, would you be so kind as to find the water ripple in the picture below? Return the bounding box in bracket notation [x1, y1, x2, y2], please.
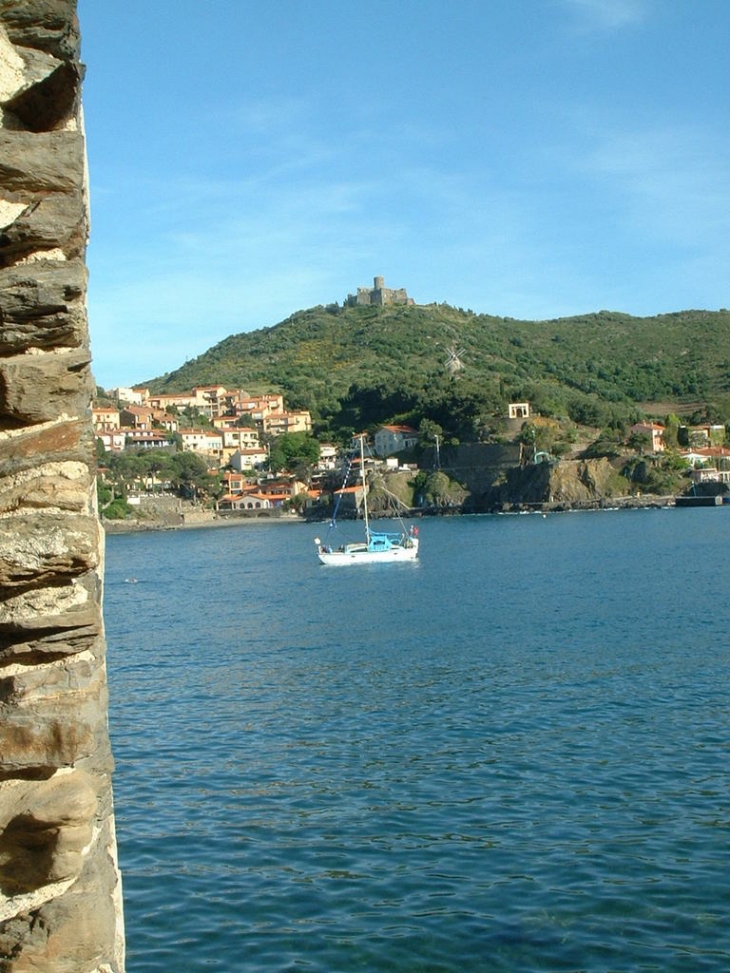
[105, 514, 730, 971]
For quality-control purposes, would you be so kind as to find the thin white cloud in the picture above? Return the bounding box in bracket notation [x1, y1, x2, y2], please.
[579, 122, 730, 246]
[561, 0, 651, 31]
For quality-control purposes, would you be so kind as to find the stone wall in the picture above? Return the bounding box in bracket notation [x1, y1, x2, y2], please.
[0, 2, 124, 970]
[346, 276, 415, 307]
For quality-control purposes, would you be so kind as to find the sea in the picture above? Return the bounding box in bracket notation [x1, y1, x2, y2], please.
[103, 508, 730, 972]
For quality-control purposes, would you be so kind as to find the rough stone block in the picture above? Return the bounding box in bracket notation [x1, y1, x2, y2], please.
[0, 459, 93, 515]
[0, 769, 97, 894]
[0, 258, 87, 350]
[0, 611, 102, 663]
[0, 572, 102, 658]
[0, 511, 99, 588]
[0, 348, 93, 425]
[0, 196, 87, 266]
[0, 130, 85, 193]
[0, 418, 91, 477]
[0, 656, 110, 771]
[3, 56, 81, 132]
[0, 817, 121, 972]
[0, 1, 124, 966]
[0, 0, 81, 62]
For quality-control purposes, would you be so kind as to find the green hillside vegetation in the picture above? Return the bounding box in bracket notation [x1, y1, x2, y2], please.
[144, 304, 730, 442]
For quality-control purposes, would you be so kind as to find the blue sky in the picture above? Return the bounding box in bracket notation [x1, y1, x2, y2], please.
[78, 0, 730, 388]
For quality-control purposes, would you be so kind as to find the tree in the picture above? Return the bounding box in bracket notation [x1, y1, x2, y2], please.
[289, 491, 310, 513]
[268, 432, 320, 474]
[168, 451, 216, 499]
[97, 480, 112, 507]
[418, 418, 443, 444]
[627, 431, 652, 454]
[518, 420, 560, 457]
[103, 498, 133, 520]
[662, 414, 680, 449]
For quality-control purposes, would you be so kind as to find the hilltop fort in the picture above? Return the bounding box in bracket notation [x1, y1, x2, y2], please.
[347, 275, 415, 307]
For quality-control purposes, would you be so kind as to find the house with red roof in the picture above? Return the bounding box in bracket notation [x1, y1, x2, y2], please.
[373, 424, 418, 457]
[629, 422, 665, 453]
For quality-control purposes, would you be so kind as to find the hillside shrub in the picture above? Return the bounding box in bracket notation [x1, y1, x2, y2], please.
[103, 498, 133, 520]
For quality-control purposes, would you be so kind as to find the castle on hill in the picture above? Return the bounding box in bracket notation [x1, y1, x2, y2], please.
[347, 276, 415, 307]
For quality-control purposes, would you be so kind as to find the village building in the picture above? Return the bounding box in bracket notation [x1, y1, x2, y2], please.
[682, 446, 730, 484]
[120, 405, 156, 431]
[678, 424, 726, 449]
[97, 429, 127, 452]
[124, 430, 170, 449]
[261, 410, 312, 436]
[232, 392, 285, 421]
[146, 391, 196, 412]
[190, 385, 229, 419]
[156, 412, 180, 433]
[92, 405, 120, 432]
[179, 428, 224, 462]
[629, 422, 665, 453]
[217, 428, 262, 449]
[221, 471, 248, 495]
[229, 447, 269, 472]
[331, 483, 364, 516]
[373, 424, 419, 457]
[317, 443, 338, 470]
[256, 477, 307, 504]
[218, 493, 267, 511]
[108, 386, 146, 405]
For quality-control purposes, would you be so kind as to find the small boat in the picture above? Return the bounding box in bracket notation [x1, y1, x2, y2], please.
[315, 435, 419, 566]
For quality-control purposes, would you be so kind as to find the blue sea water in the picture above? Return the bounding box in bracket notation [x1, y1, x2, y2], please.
[104, 509, 730, 972]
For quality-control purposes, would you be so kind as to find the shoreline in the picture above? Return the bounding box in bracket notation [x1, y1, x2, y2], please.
[102, 512, 307, 534]
[101, 494, 683, 535]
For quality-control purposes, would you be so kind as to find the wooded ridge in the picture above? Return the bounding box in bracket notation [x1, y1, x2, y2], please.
[142, 303, 730, 439]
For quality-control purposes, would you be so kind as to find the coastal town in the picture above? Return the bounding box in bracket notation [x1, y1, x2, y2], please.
[93, 383, 730, 525]
[93, 383, 424, 520]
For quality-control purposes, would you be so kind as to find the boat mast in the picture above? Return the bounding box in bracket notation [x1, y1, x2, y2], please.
[359, 434, 370, 540]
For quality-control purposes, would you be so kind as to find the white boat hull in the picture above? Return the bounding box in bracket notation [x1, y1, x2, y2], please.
[315, 436, 421, 565]
[317, 538, 419, 566]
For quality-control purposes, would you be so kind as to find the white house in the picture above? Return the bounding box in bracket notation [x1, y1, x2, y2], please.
[218, 491, 273, 511]
[317, 443, 339, 470]
[373, 424, 418, 457]
[124, 430, 170, 450]
[220, 428, 261, 449]
[230, 447, 269, 472]
[108, 387, 145, 405]
[96, 430, 127, 452]
[179, 429, 224, 463]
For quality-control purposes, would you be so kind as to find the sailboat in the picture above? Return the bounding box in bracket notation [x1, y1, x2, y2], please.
[315, 435, 420, 566]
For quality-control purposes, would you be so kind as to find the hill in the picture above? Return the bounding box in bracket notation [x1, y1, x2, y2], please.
[142, 303, 730, 439]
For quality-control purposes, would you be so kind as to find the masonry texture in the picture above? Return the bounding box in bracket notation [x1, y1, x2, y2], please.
[0, 2, 124, 970]
[347, 276, 415, 307]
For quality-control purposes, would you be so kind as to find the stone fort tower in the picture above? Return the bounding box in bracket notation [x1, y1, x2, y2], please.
[347, 276, 415, 307]
[0, 2, 124, 970]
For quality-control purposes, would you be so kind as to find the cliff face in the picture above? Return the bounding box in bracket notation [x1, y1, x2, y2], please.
[490, 457, 630, 510]
[434, 445, 632, 511]
[0, 3, 124, 970]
